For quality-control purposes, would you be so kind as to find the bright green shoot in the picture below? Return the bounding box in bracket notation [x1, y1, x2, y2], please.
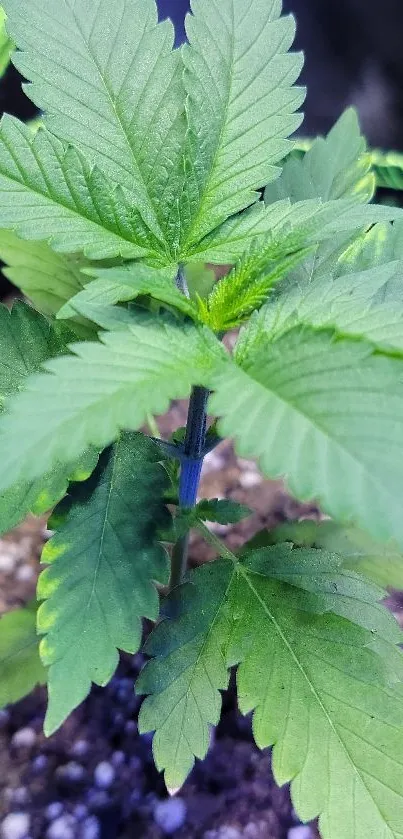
[0, 2, 403, 837]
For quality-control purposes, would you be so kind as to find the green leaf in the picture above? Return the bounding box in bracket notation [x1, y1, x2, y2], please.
[264, 519, 403, 591]
[0, 230, 90, 319]
[0, 116, 152, 261]
[210, 327, 403, 551]
[138, 550, 403, 839]
[38, 432, 170, 734]
[0, 6, 13, 77]
[371, 149, 403, 191]
[58, 264, 198, 322]
[238, 258, 403, 355]
[178, 0, 304, 253]
[175, 498, 251, 537]
[185, 194, 403, 265]
[194, 498, 252, 525]
[0, 301, 98, 534]
[0, 314, 226, 494]
[267, 109, 375, 204]
[0, 300, 69, 409]
[0, 449, 98, 537]
[0, 602, 46, 708]
[199, 236, 310, 331]
[4, 0, 185, 257]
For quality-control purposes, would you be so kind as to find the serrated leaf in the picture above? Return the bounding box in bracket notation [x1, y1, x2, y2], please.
[58, 264, 197, 322]
[4, 0, 185, 256]
[38, 432, 170, 734]
[371, 149, 403, 191]
[0, 230, 90, 318]
[178, 0, 304, 253]
[210, 327, 403, 551]
[0, 5, 13, 77]
[267, 109, 375, 204]
[238, 258, 403, 355]
[0, 602, 46, 708]
[0, 449, 98, 537]
[185, 194, 403, 265]
[0, 116, 153, 261]
[0, 302, 98, 534]
[0, 300, 69, 409]
[0, 314, 226, 494]
[175, 497, 251, 537]
[138, 550, 403, 839]
[200, 236, 310, 331]
[264, 520, 403, 591]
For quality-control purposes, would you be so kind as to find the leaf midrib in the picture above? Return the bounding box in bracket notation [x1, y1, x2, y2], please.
[239, 564, 396, 837]
[63, 0, 165, 245]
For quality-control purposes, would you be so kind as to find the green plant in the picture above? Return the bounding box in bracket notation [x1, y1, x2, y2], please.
[1, 0, 403, 835]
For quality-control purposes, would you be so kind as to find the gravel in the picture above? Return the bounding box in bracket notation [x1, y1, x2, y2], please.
[46, 815, 75, 839]
[288, 828, 313, 839]
[11, 728, 36, 749]
[93, 761, 115, 789]
[154, 798, 187, 834]
[1, 813, 30, 839]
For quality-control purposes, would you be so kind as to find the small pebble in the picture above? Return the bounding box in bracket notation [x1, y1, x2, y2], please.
[1, 812, 30, 839]
[124, 720, 137, 735]
[45, 803, 63, 822]
[16, 565, 35, 582]
[111, 750, 125, 767]
[0, 553, 16, 574]
[70, 739, 89, 758]
[86, 790, 109, 810]
[80, 816, 100, 839]
[12, 789, 29, 807]
[238, 471, 262, 489]
[73, 806, 88, 821]
[46, 816, 75, 839]
[94, 761, 115, 789]
[56, 761, 85, 783]
[31, 755, 48, 773]
[11, 728, 36, 749]
[287, 828, 312, 839]
[154, 798, 187, 834]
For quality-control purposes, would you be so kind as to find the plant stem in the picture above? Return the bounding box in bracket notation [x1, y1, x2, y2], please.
[169, 385, 209, 590]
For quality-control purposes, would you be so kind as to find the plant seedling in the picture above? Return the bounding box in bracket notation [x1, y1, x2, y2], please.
[0, 2, 403, 836]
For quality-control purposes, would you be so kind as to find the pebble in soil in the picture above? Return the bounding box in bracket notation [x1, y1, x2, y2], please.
[0, 656, 318, 839]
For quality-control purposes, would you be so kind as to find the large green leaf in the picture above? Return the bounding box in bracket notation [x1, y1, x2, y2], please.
[59, 263, 198, 322]
[184, 194, 403, 264]
[4, 0, 185, 256]
[261, 519, 403, 591]
[38, 432, 170, 734]
[0, 302, 98, 534]
[267, 108, 375, 204]
[237, 258, 403, 356]
[177, 0, 304, 253]
[0, 314, 225, 494]
[0, 230, 90, 318]
[0, 116, 151, 260]
[138, 550, 403, 839]
[210, 327, 403, 550]
[0, 602, 46, 708]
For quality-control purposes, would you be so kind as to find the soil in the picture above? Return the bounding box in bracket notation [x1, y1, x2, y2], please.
[0, 436, 323, 839]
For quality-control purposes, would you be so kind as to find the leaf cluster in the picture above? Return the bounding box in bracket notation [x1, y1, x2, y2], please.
[0, 3, 403, 837]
